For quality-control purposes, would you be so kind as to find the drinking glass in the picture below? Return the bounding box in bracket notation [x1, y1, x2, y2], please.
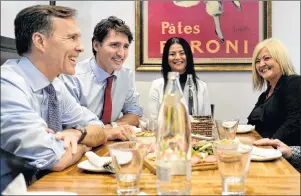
[215, 119, 239, 140]
[108, 141, 151, 195]
[213, 141, 252, 195]
[139, 115, 149, 132]
[148, 114, 158, 133]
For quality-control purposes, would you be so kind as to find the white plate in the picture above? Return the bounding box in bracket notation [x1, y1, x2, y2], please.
[251, 146, 282, 161]
[77, 157, 112, 172]
[237, 125, 255, 133]
[191, 133, 214, 141]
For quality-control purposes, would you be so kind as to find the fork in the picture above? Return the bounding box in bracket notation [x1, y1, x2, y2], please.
[103, 161, 115, 173]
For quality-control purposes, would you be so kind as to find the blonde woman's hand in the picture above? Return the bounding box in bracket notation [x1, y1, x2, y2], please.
[254, 138, 292, 158]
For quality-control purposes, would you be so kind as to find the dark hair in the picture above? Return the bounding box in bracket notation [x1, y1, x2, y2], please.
[92, 16, 133, 56]
[14, 5, 77, 56]
[161, 37, 198, 91]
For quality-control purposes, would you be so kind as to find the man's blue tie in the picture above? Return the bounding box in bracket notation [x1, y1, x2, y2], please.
[44, 83, 62, 131]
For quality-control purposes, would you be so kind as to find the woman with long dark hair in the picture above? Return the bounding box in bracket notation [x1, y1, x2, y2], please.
[148, 37, 211, 118]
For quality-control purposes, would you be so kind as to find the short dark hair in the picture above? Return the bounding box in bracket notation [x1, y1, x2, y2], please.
[14, 5, 77, 56]
[92, 16, 133, 56]
[161, 37, 198, 91]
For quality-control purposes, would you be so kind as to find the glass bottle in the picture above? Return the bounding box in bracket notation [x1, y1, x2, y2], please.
[183, 74, 198, 116]
[156, 72, 191, 195]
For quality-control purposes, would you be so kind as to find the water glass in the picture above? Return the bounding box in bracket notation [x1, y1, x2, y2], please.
[215, 119, 239, 140]
[148, 115, 158, 133]
[139, 115, 149, 132]
[213, 142, 252, 195]
[108, 141, 151, 195]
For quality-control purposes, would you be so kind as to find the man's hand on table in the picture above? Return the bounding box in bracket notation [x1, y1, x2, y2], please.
[104, 121, 128, 129]
[105, 124, 134, 141]
[46, 128, 83, 154]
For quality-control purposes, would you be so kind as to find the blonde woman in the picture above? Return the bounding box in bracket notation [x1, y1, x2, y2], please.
[247, 38, 301, 146]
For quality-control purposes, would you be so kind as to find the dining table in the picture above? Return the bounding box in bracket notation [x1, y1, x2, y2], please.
[28, 130, 300, 195]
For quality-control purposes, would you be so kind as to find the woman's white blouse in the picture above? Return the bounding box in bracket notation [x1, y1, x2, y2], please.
[148, 77, 211, 118]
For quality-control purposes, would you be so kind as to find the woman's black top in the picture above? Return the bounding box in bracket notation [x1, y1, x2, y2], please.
[248, 75, 301, 146]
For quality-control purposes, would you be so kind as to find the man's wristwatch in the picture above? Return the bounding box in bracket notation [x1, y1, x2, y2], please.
[75, 126, 87, 143]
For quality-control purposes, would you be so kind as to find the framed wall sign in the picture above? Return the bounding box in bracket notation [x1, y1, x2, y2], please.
[135, 0, 272, 71]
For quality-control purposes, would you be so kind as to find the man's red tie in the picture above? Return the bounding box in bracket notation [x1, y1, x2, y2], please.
[102, 76, 113, 124]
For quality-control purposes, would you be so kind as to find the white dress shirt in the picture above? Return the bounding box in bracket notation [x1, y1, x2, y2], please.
[148, 77, 211, 118]
[1, 57, 103, 189]
[59, 57, 143, 122]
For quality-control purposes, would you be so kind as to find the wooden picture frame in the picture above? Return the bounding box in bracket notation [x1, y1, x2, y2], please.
[135, 1, 272, 71]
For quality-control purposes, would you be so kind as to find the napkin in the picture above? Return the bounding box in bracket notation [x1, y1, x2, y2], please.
[132, 126, 142, 133]
[85, 151, 111, 168]
[2, 173, 27, 195]
[1, 173, 77, 195]
[131, 126, 142, 140]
